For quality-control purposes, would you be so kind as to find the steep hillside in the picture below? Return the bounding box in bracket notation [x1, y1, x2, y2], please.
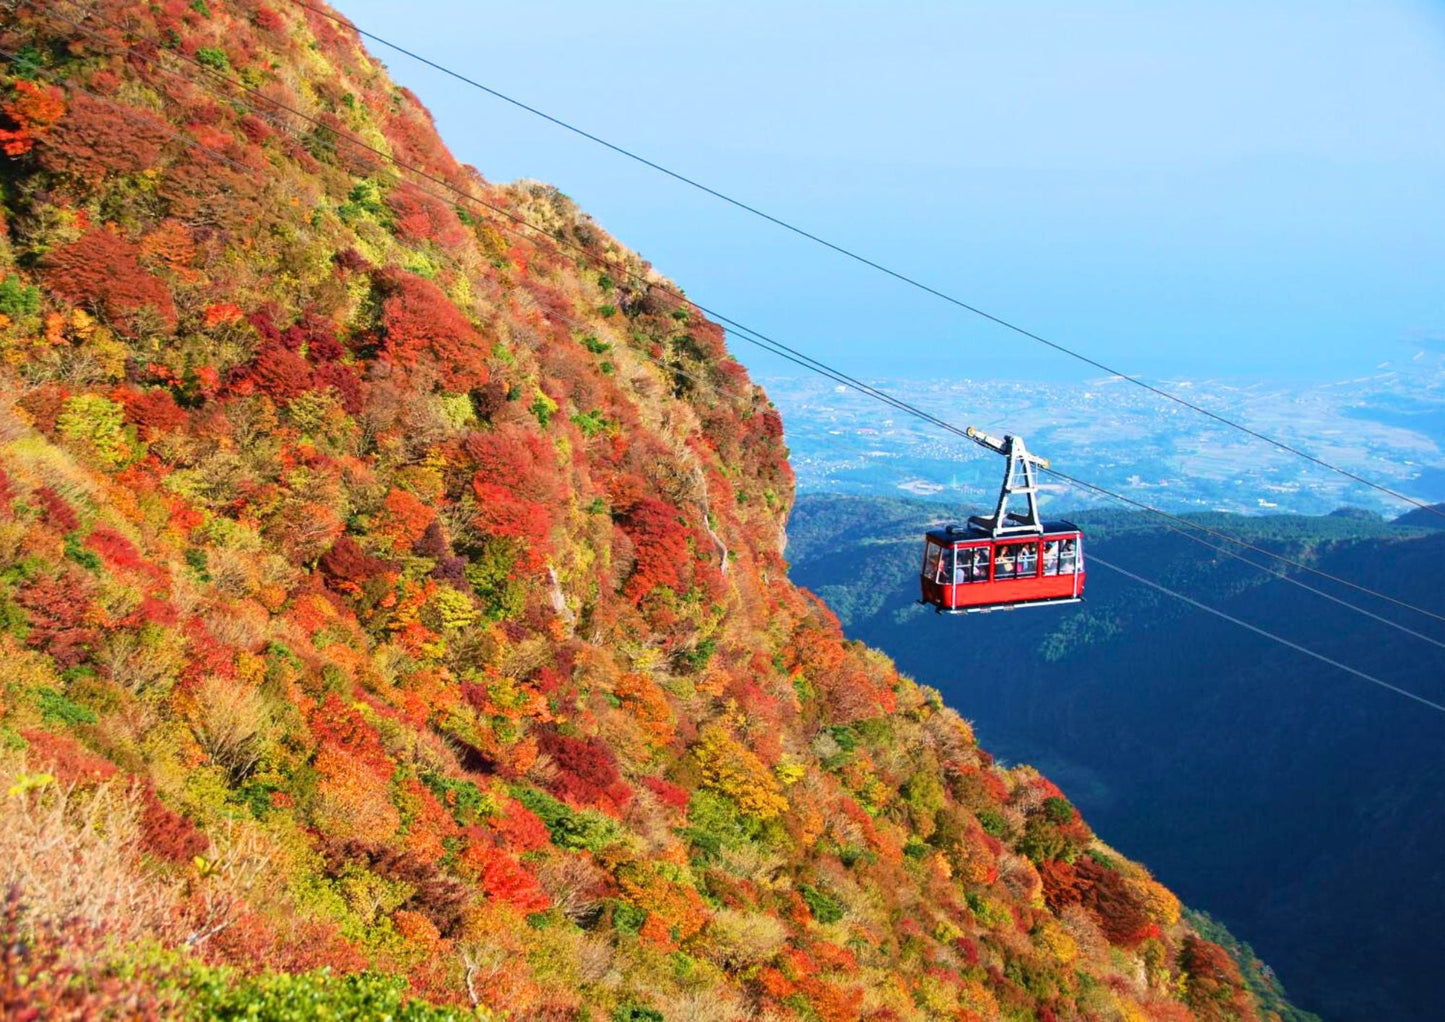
[789, 493, 1445, 1022]
[0, 2, 1285, 1017]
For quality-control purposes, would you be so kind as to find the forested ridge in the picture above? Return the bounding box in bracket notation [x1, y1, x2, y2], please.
[0, 2, 1288, 1017]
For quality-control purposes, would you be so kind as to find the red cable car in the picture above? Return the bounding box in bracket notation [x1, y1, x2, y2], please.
[920, 428, 1085, 614]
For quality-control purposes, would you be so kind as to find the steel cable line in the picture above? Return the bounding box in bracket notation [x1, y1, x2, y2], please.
[31, 4, 1445, 640]
[1090, 556, 1445, 714]
[780, 410, 1445, 649]
[20, 16, 1445, 702]
[33, 6, 1445, 630]
[284, 0, 1445, 524]
[1043, 466, 1445, 625]
[1046, 475, 1445, 647]
[791, 424, 1445, 650]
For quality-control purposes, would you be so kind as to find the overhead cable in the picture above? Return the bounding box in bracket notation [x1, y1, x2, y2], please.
[19, 11, 1445, 710]
[1091, 556, 1445, 715]
[286, 0, 1445, 524]
[35, 4, 1445, 644]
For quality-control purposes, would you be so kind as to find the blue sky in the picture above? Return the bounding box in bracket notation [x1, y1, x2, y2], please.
[336, 0, 1445, 383]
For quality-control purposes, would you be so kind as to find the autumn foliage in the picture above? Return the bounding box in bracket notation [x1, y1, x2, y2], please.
[42, 228, 177, 336]
[0, 80, 65, 156]
[377, 269, 490, 392]
[0, 1, 1279, 1019]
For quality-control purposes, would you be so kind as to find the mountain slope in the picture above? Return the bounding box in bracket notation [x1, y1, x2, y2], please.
[1393, 503, 1445, 529]
[788, 492, 1445, 1022]
[1, 1, 1285, 1017]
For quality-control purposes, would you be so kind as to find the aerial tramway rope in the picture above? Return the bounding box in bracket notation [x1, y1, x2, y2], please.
[1089, 557, 1445, 714]
[286, 0, 1445, 526]
[14, 6, 1445, 714]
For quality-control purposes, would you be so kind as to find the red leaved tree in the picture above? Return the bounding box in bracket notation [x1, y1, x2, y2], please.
[37, 89, 169, 182]
[0, 80, 65, 156]
[42, 227, 177, 336]
[385, 182, 470, 250]
[377, 270, 490, 392]
[1179, 935, 1260, 1022]
[619, 497, 690, 603]
[1073, 859, 1156, 948]
[537, 728, 633, 813]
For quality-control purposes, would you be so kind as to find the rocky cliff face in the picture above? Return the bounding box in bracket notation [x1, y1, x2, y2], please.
[0, 2, 1280, 1018]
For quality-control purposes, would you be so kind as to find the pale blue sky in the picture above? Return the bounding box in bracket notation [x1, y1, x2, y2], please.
[337, 1, 1445, 382]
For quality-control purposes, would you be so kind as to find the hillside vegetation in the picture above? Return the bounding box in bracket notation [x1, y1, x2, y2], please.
[0, 2, 1288, 1018]
[789, 492, 1445, 1022]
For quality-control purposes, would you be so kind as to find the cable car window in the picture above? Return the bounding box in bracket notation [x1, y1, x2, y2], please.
[922, 542, 943, 581]
[935, 547, 953, 584]
[1058, 538, 1078, 574]
[1018, 542, 1038, 577]
[994, 541, 1037, 580]
[1043, 540, 1061, 575]
[964, 546, 990, 582]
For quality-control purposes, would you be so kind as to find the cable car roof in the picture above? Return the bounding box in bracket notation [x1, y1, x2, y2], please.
[925, 521, 1081, 544]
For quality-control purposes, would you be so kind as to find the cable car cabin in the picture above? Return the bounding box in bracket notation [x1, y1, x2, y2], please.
[919, 426, 1084, 613]
[920, 522, 1085, 613]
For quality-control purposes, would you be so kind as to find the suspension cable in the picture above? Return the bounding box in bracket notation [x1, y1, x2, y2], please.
[29, 5, 1445, 641]
[284, 0, 1445, 524]
[14, 13, 1445, 709]
[1090, 556, 1445, 714]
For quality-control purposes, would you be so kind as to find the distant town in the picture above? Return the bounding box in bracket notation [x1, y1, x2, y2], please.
[763, 352, 1445, 518]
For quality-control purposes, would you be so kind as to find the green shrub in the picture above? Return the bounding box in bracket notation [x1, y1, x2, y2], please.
[976, 807, 1010, 838]
[182, 967, 464, 1019]
[681, 789, 761, 858]
[0, 276, 41, 320]
[184, 547, 211, 581]
[57, 394, 129, 467]
[799, 884, 844, 924]
[463, 540, 526, 621]
[826, 725, 858, 752]
[613, 1007, 663, 1022]
[678, 638, 716, 673]
[34, 687, 98, 726]
[195, 47, 229, 70]
[64, 533, 101, 571]
[1018, 817, 1068, 864]
[611, 900, 646, 934]
[9, 46, 43, 80]
[423, 772, 495, 826]
[510, 785, 623, 852]
[529, 392, 557, 427]
[0, 594, 27, 638]
[1042, 796, 1074, 824]
[570, 410, 610, 438]
[338, 180, 388, 223]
